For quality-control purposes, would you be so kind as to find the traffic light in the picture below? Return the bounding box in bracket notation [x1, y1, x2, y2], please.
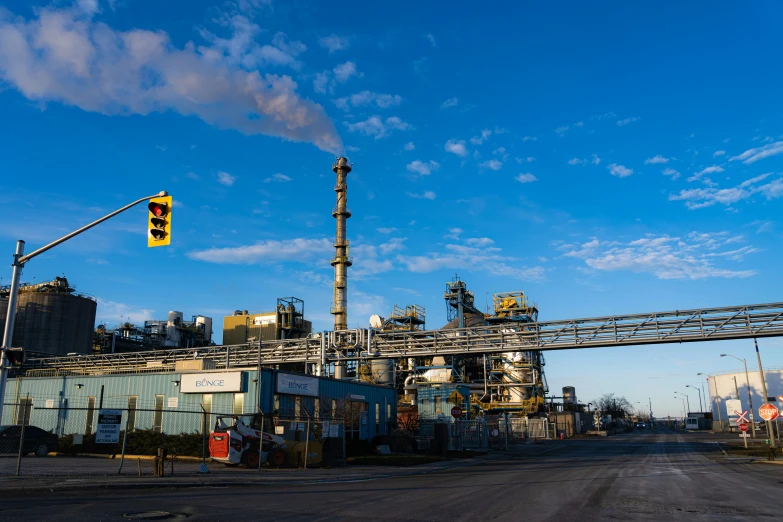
[4, 348, 25, 366]
[147, 195, 172, 247]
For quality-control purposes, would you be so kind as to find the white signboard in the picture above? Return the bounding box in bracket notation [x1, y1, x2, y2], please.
[45, 400, 54, 408]
[276, 373, 319, 397]
[180, 372, 243, 393]
[95, 409, 122, 444]
[168, 397, 179, 408]
[275, 426, 284, 435]
[725, 399, 742, 426]
[329, 425, 339, 437]
[253, 316, 276, 326]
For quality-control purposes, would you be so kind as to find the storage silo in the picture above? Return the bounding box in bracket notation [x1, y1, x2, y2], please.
[12, 291, 97, 355]
[563, 386, 577, 406]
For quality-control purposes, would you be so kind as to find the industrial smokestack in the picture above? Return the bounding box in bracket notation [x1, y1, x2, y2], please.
[331, 157, 352, 378]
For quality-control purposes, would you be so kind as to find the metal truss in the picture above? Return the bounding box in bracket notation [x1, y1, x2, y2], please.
[21, 302, 783, 376]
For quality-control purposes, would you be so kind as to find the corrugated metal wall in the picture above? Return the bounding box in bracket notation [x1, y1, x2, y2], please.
[2, 369, 397, 440]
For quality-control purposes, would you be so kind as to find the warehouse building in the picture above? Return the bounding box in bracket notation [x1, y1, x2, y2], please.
[2, 367, 396, 442]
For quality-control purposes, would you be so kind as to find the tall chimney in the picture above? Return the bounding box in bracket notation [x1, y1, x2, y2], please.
[331, 157, 352, 378]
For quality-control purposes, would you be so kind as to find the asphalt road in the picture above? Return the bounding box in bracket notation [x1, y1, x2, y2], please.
[3, 429, 783, 521]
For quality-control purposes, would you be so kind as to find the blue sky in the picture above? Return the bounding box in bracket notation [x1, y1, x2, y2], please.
[1, 0, 782, 417]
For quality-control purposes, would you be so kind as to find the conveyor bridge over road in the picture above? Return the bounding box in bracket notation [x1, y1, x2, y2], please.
[21, 302, 783, 376]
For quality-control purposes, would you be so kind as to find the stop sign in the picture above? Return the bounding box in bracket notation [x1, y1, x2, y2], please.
[739, 422, 749, 432]
[758, 403, 779, 422]
[451, 406, 462, 418]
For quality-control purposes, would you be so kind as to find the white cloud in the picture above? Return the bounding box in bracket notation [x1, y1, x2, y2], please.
[406, 191, 436, 200]
[713, 150, 726, 157]
[0, 7, 342, 152]
[333, 61, 360, 82]
[608, 163, 633, 177]
[96, 299, 154, 325]
[470, 129, 492, 145]
[379, 237, 407, 255]
[466, 237, 494, 247]
[445, 139, 468, 157]
[425, 33, 437, 47]
[516, 157, 535, 163]
[318, 34, 349, 53]
[688, 165, 724, 182]
[376, 227, 397, 234]
[187, 238, 332, 264]
[407, 160, 440, 176]
[555, 122, 583, 136]
[344, 115, 411, 138]
[333, 90, 402, 111]
[440, 97, 458, 109]
[729, 141, 783, 164]
[563, 232, 757, 279]
[644, 155, 669, 164]
[669, 173, 781, 209]
[516, 173, 537, 183]
[217, 171, 236, 186]
[444, 228, 462, 240]
[568, 155, 601, 166]
[617, 117, 640, 126]
[480, 159, 503, 171]
[521, 136, 538, 142]
[263, 173, 292, 183]
[662, 168, 681, 180]
[403, 141, 415, 151]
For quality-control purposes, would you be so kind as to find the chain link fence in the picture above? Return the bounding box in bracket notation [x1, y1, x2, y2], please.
[0, 402, 346, 477]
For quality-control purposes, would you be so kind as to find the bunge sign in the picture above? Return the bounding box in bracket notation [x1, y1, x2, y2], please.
[276, 372, 319, 397]
[180, 372, 243, 393]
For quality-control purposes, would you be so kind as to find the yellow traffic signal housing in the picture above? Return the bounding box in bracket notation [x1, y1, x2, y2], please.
[147, 196, 172, 247]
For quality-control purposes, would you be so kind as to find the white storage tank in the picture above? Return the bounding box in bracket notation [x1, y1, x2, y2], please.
[168, 310, 183, 326]
[196, 316, 213, 343]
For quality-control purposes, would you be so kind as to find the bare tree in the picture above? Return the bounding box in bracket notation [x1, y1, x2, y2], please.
[593, 393, 633, 419]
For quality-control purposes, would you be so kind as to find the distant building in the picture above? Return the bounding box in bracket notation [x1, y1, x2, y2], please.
[223, 297, 311, 345]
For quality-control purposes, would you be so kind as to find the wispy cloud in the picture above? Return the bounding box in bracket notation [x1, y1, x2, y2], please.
[218, 172, 236, 186]
[669, 173, 782, 209]
[555, 122, 584, 136]
[445, 139, 468, 157]
[188, 238, 332, 264]
[644, 155, 669, 164]
[515, 173, 537, 183]
[424, 33, 437, 47]
[440, 97, 459, 109]
[96, 299, 155, 325]
[318, 34, 349, 53]
[403, 142, 415, 151]
[608, 163, 633, 178]
[479, 159, 503, 171]
[406, 191, 436, 200]
[729, 141, 783, 164]
[713, 150, 726, 157]
[562, 232, 757, 279]
[314, 61, 362, 93]
[345, 116, 411, 138]
[407, 160, 440, 176]
[688, 165, 724, 182]
[662, 168, 681, 180]
[263, 173, 291, 183]
[334, 91, 402, 111]
[376, 227, 397, 234]
[521, 136, 538, 142]
[470, 129, 493, 145]
[617, 117, 640, 126]
[568, 155, 601, 166]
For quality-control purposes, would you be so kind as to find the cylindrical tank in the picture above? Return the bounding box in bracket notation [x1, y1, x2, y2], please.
[6, 293, 96, 355]
[370, 359, 394, 386]
[563, 386, 577, 406]
[196, 316, 213, 343]
[168, 311, 183, 326]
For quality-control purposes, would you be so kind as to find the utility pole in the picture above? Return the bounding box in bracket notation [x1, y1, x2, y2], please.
[0, 191, 168, 422]
[754, 338, 776, 448]
[721, 354, 756, 439]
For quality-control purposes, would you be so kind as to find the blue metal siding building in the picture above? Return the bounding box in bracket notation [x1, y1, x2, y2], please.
[2, 369, 397, 441]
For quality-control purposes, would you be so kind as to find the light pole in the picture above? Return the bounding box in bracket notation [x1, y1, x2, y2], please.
[699, 372, 723, 431]
[674, 396, 686, 427]
[753, 338, 776, 448]
[675, 391, 690, 416]
[0, 191, 168, 423]
[686, 385, 703, 413]
[721, 353, 756, 439]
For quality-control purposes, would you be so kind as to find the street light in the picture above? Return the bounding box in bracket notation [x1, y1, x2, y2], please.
[698, 372, 722, 430]
[686, 385, 704, 413]
[721, 353, 756, 440]
[675, 391, 691, 415]
[674, 396, 686, 427]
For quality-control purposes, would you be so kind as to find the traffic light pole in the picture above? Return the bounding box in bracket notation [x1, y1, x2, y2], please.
[0, 191, 168, 423]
